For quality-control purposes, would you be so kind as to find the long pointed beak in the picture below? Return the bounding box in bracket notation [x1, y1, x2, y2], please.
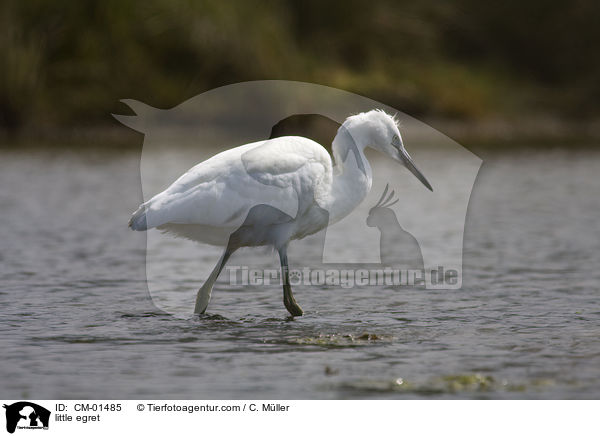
[398, 147, 433, 192]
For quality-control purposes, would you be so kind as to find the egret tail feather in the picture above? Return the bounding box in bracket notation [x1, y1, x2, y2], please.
[128, 206, 148, 231]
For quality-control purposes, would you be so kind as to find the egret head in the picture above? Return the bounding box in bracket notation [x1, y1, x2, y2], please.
[346, 110, 433, 191]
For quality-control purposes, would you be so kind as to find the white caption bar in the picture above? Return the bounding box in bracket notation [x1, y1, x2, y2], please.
[1, 400, 597, 435]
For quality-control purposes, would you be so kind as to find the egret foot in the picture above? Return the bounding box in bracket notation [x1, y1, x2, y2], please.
[283, 284, 303, 316]
[194, 285, 210, 314]
[194, 248, 234, 315]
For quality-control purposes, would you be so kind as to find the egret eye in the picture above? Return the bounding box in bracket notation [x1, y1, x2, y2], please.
[392, 134, 400, 147]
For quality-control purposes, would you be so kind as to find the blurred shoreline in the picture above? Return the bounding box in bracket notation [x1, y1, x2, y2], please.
[3, 1, 599, 150]
[2, 116, 599, 153]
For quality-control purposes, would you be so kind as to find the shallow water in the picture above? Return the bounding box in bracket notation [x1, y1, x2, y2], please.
[1, 146, 599, 399]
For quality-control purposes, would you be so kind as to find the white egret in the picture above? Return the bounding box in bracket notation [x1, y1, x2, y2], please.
[129, 109, 432, 316]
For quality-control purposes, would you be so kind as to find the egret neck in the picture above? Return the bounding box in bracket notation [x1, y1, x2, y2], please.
[326, 125, 373, 224]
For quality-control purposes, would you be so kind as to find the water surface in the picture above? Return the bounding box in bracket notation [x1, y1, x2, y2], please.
[1, 146, 599, 399]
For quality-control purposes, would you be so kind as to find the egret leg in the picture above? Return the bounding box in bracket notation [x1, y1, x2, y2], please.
[278, 246, 304, 316]
[194, 249, 233, 315]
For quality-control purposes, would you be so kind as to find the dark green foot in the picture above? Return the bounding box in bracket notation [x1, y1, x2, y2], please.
[283, 285, 304, 316]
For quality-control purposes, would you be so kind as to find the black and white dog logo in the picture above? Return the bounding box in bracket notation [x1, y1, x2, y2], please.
[3, 402, 50, 434]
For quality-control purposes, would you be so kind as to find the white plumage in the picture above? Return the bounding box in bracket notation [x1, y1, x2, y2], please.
[129, 109, 432, 316]
[130, 136, 331, 246]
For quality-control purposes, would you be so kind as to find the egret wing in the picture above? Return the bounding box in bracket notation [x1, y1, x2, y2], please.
[129, 136, 332, 234]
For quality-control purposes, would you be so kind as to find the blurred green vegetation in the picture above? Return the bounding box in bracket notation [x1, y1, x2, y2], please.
[1, 0, 599, 141]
